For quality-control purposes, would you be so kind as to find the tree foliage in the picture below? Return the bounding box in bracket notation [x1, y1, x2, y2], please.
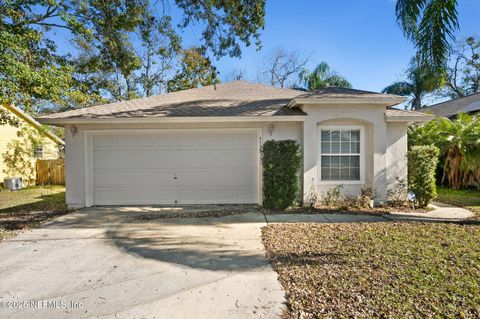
[445, 36, 480, 98]
[382, 57, 444, 110]
[396, 0, 459, 76]
[299, 62, 352, 91]
[0, 0, 266, 119]
[167, 48, 219, 92]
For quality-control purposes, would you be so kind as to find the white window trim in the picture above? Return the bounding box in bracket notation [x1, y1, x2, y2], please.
[317, 125, 365, 185]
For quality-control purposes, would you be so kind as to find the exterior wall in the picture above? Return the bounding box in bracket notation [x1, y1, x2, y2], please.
[0, 123, 20, 182]
[386, 122, 408, 197]
[301, 104, 391, 202]
[0, 111, 61, 184]
[64, 121, 303, 208]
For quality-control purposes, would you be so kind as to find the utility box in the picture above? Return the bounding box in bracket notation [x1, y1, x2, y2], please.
[3, 177, 23, 191]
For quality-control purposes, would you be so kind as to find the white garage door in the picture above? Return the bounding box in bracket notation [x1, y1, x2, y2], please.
[91, 130, 259, 205]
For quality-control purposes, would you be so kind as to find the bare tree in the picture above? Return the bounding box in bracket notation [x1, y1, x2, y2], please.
[260, 48, 310, 88]
[445, 36, 480, 98]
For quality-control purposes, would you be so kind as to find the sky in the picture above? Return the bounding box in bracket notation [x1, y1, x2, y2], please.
[48, 0, 480, 97]
[178, 0, 480, 93]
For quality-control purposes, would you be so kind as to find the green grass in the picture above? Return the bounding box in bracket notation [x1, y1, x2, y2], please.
[262, 223, 480, 319]
[436, 188, 480, 218]
[0, 186, 67, 241]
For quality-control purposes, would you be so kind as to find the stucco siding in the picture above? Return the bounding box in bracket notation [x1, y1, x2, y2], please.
[300, 104, 392, 202]
[386, 122, 408, 197]
[64, 122, 303, 208]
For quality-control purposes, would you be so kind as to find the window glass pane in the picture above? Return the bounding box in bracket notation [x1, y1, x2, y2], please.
[330, 168, 341, 180]
[319, 129, 361, 181]
[321, 156, 330, 168]
[330, 156, 340, 168]
[321, 142, 330, 153]
[331, 131, 340, 142]
[350, 167, 360, 180]
[340, 168, 350, 180]
[340, 131, 351, 142]
[340, 141, 350, 154]
[319, 155, 360, 181]
[331, 142, 340, 154]
[321, 130, 331, 140]
[350, 156, 359, 167]
[351, 141, 360, 153]
[351, 130, 360, 141]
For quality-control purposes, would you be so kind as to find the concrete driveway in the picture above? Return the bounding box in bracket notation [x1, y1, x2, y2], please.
[0, 208, 284, 319]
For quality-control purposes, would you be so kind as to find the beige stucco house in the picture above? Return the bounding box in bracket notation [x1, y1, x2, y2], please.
[38, 81, 432, 208]
[1, 104, 64, 185]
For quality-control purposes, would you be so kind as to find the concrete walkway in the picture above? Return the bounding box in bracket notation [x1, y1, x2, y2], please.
[386, 202, 475, 222]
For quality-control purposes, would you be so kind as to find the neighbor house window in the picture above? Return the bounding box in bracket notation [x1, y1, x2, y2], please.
[33, 145, 43, 158]
[320, 129, 361, 181]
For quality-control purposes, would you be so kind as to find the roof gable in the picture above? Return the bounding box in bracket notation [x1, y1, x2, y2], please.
[1, 104, 64, 145]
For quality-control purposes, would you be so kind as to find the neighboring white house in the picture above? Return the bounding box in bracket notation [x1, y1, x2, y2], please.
[37, 81, 432, 208]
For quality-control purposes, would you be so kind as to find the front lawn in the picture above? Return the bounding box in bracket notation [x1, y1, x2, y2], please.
[436, 188, 480, 219]
[0, 186, 67, 241]
[262, 223, 480, 318]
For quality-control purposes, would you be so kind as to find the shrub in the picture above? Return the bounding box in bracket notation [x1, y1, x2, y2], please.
[408, 145, 440, 208]
[261, 140, 302, 210]
[322, 185, 343, 207]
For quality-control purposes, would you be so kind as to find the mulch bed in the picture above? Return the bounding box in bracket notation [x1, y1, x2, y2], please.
[0, 209, 69, 241]
[135, 209, 249, 220]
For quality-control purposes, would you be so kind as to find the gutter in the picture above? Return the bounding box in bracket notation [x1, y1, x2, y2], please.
[36, 115, 308, 127]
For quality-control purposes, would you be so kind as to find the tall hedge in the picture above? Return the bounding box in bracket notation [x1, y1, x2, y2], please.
[408, 145, 439, 208]
[261, 140, 302, 210]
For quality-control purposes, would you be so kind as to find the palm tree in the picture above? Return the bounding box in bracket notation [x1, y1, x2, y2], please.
[434, 113, 480, 189]
[382, 58, 443, 110]
[410, 113, 480, 189]
[396, 0, 459, 74]
[299, 62, 352, 91]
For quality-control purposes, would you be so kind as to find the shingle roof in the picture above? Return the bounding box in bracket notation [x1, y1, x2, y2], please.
[40, 81, 305, 120]
[418, 94, 480, 117]
[38, 81, 406, 121]
[385, 108, 435, 122]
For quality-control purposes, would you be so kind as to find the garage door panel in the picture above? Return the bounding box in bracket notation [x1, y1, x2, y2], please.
[94, 169, 175, 188]
[92, 131, 259, 205]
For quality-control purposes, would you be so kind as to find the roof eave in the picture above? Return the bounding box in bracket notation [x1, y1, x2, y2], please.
[36, 115, 308, 126]
[3, 104, 65, 145]
[287, 97, 406, 108]
[385, 115, 434, 123]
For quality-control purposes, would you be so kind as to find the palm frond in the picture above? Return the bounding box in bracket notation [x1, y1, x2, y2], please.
[382, 81, 414, 96]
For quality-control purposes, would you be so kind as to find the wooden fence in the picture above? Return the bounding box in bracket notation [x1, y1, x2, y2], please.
[36, 159, 65, 185]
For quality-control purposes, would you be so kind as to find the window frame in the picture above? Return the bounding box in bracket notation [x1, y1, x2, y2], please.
[33, 145, 44, 158]
[317, 125, 365, 184]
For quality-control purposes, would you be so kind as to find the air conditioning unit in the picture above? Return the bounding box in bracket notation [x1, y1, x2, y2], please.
[4, 177, 23, 191]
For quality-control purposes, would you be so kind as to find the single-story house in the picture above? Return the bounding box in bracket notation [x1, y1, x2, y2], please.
[1, 104, 64, 185]
[419, 93, 480, 118]
[37, 81, 432, 208]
